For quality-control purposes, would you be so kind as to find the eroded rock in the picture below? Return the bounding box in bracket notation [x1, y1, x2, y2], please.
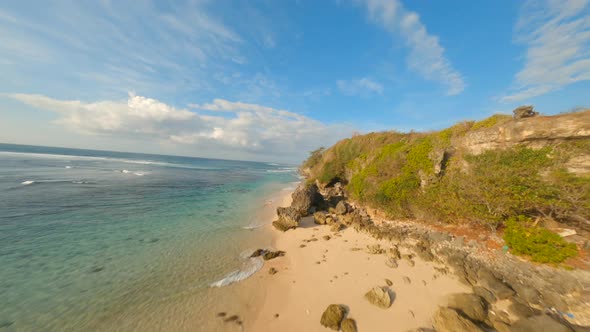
[341, 318, 357, 332]
[364, 286, 393, 309]
[447, 293, 487, 322]
[320, 304, 346, 330]
[433, 307, 483, 332]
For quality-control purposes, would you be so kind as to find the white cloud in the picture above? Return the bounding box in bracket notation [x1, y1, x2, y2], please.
[337, 78, 384, 96]
[501, 0, 590, 102]
[9, 93, 350, 160]
[360, 0, 465, 95]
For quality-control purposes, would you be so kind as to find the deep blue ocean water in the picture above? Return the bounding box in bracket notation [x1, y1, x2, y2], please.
[0, 143, 298, 331]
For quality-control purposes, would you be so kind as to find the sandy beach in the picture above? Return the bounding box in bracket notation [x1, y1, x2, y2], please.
[210, 188, 472, 332]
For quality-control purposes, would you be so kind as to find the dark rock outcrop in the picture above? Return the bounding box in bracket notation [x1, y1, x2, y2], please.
[291, 183, 323, 216]
[511, 315, 571, 332]
[447, 293, 487, 322]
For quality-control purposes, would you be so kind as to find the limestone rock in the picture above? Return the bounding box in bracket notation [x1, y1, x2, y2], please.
[433, 307, 483, 332]
[513, 105, 538, 120]
[473, 286, 496, 304]
[341, 318, 357, 332]
[447, 293, 487, 322]
[320, 304, 346, 330]
[291, 183, 323, 216]
[263, 250, 285, 260]
[335, 200, 348, 215]
[364, 286, 392, 309]
[511, 315, 570, 332]
[477, 270, 515, 300]
[313, 211, 327, 225]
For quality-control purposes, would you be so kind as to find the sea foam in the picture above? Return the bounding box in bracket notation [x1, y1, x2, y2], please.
[210, 251, 264, 287]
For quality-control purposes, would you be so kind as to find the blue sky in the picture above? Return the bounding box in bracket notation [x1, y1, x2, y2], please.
[0, 0, 589, 162]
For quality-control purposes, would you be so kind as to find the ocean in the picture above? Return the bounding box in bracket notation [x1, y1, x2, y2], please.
[0, 143, 299, 331]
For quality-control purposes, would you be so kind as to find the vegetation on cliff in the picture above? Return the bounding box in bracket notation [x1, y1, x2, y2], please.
[301, 109, 590, 263]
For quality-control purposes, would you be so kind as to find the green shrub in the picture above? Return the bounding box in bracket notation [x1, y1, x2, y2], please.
[504, 216, 578, 263]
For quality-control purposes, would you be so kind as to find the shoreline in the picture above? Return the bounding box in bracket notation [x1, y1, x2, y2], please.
[221, 184, 469, 331]
[225, 182, 590, 331]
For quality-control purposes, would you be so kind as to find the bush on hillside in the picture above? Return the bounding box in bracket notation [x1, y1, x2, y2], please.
[503, 216, 578, 263]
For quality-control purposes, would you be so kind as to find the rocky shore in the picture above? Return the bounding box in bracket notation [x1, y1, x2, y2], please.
[268, 181, 590, 331]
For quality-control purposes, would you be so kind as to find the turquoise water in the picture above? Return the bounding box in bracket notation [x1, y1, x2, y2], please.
[0, 143, 298, 331]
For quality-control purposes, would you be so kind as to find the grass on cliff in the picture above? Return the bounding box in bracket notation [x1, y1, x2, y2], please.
[303, 112, 590, 263]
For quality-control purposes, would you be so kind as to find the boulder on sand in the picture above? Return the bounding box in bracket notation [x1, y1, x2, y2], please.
[273, 206, 301, 231]
[364, 286, 393, 309]
[314, 211, 328, 225]
[433, 307, 483, 332]
[331, 222, 345, 232]
[291, 183, 324, 216]
[320, 304, 346, 330]
[341, 318, 357, 332]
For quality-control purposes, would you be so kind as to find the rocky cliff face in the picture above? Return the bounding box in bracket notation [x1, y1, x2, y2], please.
[457, 111, 590, 168]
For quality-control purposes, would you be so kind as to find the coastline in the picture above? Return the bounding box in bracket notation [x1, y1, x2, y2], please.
[218, 185, 468, 331]
[226, 181, 590, 331]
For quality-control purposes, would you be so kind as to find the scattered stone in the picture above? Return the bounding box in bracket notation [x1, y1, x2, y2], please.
[299, 244, 306, 248]
[341, 318, 358, 332]
[364, 286, 393, 309]
[385, 278, 393, 286]
[350, 247, 363, 251]
[217, 312, 226, 317]
[308, 238, 318, 242]
[274, 313, 279, 318]
[316, 261, 321, 264]
[406, 259, 415, 267]
[224, 315, 239, 323]
[269, 267, 278, 275]
[385, 258, 398, 268]
[433, 307, 483, 332]
[326, 215, 337, 225]
[320, 304, 346, 330]
[447, 293, 487, 322]
[403, 276, 411, 284]
[409, 310, 415, 318]
[511, 315, 570, 332]
[422, 280, 427, 286]
[331, 222, 345, 232]
[323, 235, 331, 241]
[367, 244, 385, 254]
